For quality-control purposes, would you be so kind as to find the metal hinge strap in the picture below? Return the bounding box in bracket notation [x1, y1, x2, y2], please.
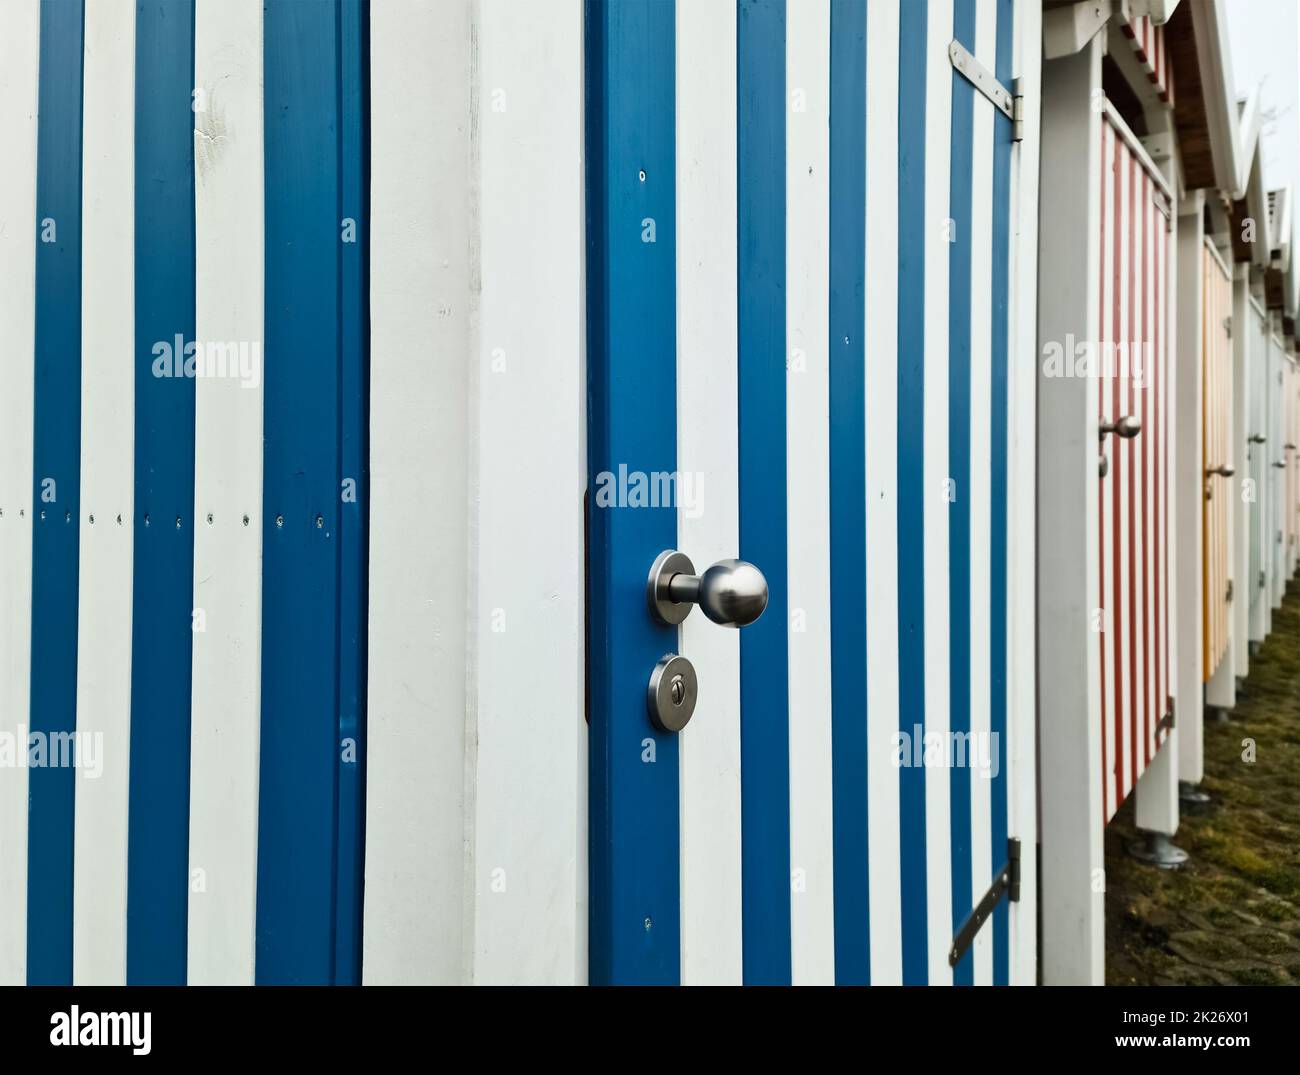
[949, 39, 1015, 125]
[948, 837, 1021, 967]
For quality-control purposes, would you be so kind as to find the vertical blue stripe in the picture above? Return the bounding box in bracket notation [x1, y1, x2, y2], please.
[990, 0, 1014, 987]
[584, 0, 680, 985]
[257, 0, 351, 984]
[334, 0, 370, 986]
[27, 0, 84, 986]
[127, 0, 195, 985]
[738, 0, 791, 985]
[948, 0, 976, 988]
[828, 0, 869, 986]
[897, 0, 930, 986]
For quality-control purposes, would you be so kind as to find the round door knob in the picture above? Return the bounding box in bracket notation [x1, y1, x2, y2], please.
[1207, 463, 1235, 478]
[647, 549, 769, 628]
[1099, 415, 1141, 440]
[690, 559, 769, 628]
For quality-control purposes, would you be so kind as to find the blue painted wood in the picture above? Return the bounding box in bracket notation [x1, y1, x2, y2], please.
[127, 0, 195, 985]
[334, 0, 370, 988]
[584, 0, 681, 985]
[27, 0, 85, 986]
[828, 0, 869, 986]
[737, 0, 791, 986]
[948, 0, 976, 988]
[991, 0, 1014, 987]
[897, 0, 931, 986]
[257, 0, 348, 985]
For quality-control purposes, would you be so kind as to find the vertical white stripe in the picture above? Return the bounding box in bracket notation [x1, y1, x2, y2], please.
[0, 0, 40, 988]
[471, 0, 584, 985]
[865, 0, 902, 986]
[967, 0, 996, 988]
[923, 0, 954, 986]
[1100, 124, 1116, 819]
[675, 0, 742, 986]
[785, 0, 833, 986]
[187, 0, 263, 986]
[364, 0, 472, 984]
[73, 0, 135, 986]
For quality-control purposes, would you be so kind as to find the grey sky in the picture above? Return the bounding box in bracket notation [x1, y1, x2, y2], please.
[1225, 0, 1300, 191]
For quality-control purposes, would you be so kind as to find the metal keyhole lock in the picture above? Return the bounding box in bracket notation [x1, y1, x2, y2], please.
[647, 654, 698, 733]
[644, 550, 769, 733]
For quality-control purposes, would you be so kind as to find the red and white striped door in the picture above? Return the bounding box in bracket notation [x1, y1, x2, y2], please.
[1096, 110, 1172, 823]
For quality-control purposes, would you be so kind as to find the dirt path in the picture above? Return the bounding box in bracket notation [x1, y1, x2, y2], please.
[1104, 582, 1300, 985]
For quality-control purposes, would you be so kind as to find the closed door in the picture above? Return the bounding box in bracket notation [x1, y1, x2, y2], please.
[1095, 110, 1172, 822]
[1201, 241, 1233, 680]
[585, 0, 1030, 986]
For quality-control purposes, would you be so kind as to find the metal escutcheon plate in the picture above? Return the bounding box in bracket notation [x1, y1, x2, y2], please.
[647, 550, 696, 626]
[647, 653, 698, 733]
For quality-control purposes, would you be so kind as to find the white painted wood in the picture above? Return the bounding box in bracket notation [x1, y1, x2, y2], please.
[967, 0, 996, 988]
[783, 0, 834, 987]
[1175, 195, 1205, 786]
[1134, 725, 1179, 834]
[674, 0, 743, 987]
[364, 0, 472, 985]
[1037, 40, 1105, 986]
[864, 0, 903, 987]
[73, 0, 135, 986]
[0, 0, 40, 988]
[923, 0, 954, 986]
[470, 0, 584, 986]
[1008, 0, 1041, 988]
[186, 0, 263, 986]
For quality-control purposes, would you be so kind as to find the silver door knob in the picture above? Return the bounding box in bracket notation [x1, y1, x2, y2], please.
[647, 549, 769, 628]
[1099, 415, 1141, 439]
[1207, 463, 1235, 478]
[1249, 434, 1267, 444]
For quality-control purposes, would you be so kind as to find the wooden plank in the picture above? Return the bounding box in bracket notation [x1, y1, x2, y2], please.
[363, 0, 472, 984]
[187, 0, 263, 986]
[73, 0, 134, 986]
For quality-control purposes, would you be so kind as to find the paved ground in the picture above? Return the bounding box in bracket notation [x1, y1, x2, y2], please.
[1105, 581, 1300, 985]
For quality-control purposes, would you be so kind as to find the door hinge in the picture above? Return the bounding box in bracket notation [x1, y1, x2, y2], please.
[1012, 77, 1025, 143]
[1159, 694, 1175, 732]
[949, 39, 1019, 134]
[1260, 569, 1267, 590]
[1225, 315, 1233, 339]
[1227, 578, 1234, 603]
[948, 837, 1021, 967]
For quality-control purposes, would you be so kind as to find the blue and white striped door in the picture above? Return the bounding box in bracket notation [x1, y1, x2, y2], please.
[586, 0, 1035, 986]
[0, 0, 367, 986]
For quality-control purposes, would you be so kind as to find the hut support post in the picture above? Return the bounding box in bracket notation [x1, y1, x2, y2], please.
[1036, 38, 1105, 987]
